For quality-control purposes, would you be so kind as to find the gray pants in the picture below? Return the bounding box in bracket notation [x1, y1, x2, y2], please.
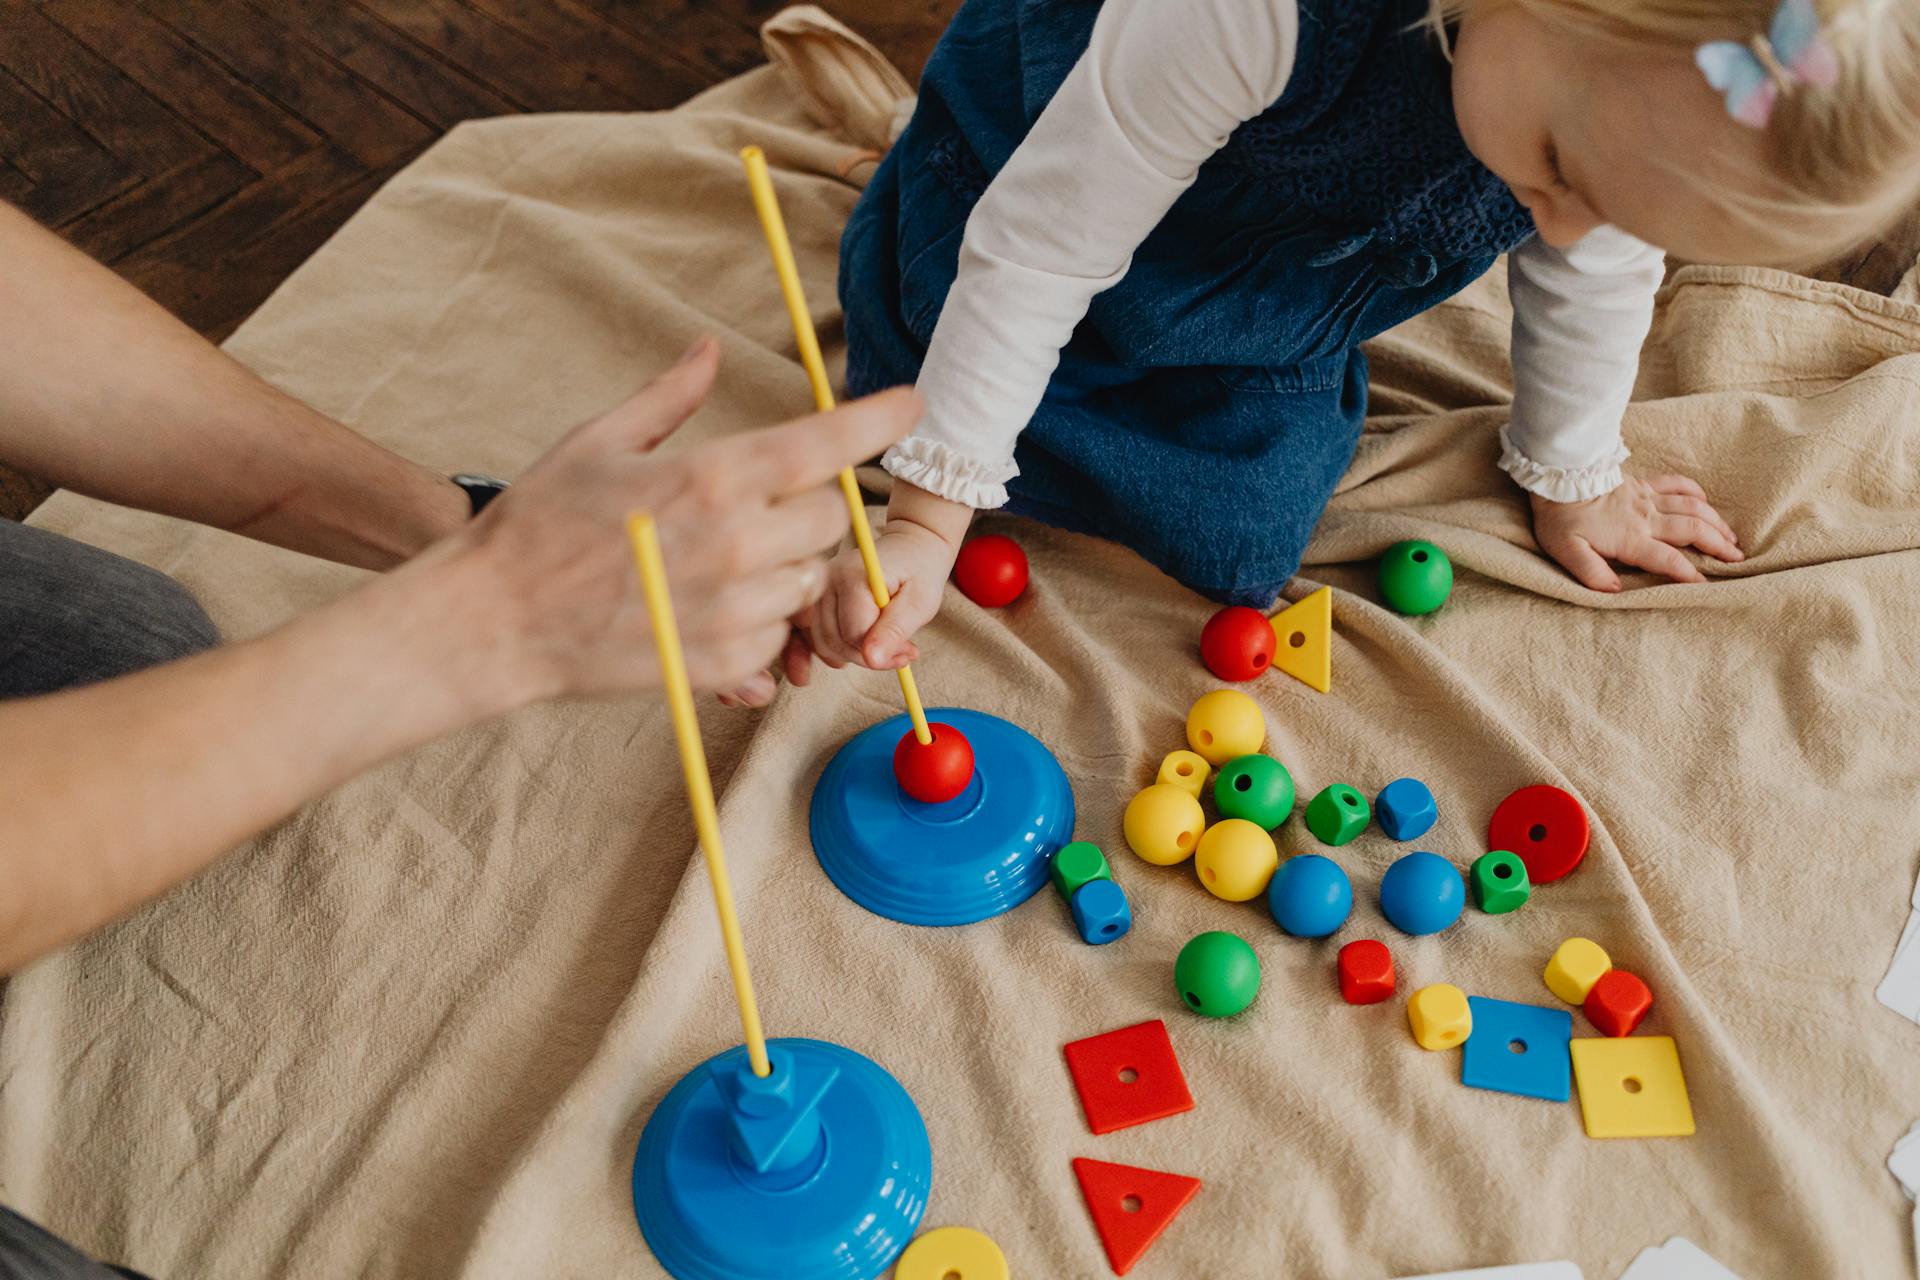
[0, 517, 218, 701]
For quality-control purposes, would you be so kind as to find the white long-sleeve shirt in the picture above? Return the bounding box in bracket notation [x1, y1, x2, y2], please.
[881, 0, 1663, 509]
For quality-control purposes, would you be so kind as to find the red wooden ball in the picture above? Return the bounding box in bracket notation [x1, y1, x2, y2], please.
[893, 722, 975, 804]
[1199, 605, 1277, 682]
[952, 535, 1029, 608]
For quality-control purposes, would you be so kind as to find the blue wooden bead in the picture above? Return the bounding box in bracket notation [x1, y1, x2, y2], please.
[1267, 854, 1353, 938]
[1376, 778, 1437, 841]
[1379, 851, 1465, 936]
[1071, 878, 1132, 945]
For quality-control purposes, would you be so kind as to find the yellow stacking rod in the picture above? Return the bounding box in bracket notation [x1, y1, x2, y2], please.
[627, 512, 771, 1078]
[739, 144, 932, 745]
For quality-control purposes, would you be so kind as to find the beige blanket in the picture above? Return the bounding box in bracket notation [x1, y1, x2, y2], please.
[6, 16, 1919, 1278]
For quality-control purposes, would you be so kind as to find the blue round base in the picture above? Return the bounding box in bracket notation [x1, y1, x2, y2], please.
[810, 708, 1074, 926]
[633, 1038, 931, 1280]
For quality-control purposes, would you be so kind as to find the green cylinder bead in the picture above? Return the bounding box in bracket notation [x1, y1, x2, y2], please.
[1379, 540, 1453, 615]
[1213, 754, 1296, 830]
[1050, 841, 1112, 901]
[1174, 930, 1261, 1018]
[1470, 849, 1531, 914]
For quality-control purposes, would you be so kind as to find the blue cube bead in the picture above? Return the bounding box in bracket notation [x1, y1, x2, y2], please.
[1376, 778, 1438, 841]
[1461, 997, 1573, 1101]
[1071, 878, 1132, 945]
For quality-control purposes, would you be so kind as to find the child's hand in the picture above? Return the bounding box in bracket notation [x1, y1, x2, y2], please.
[802, 519, 964, 671]
[1529, 473, 1743, 592]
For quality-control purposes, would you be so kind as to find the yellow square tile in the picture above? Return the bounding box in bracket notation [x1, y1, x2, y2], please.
[1571, 1036, 1696, 1138]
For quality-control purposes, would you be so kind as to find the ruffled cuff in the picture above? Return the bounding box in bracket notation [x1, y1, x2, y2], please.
[1497, 424, 1630, 503]
[882, 437, 1016, 509]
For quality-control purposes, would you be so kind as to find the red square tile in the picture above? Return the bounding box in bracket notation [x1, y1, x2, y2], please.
[1063, 1019, 1195, 1135]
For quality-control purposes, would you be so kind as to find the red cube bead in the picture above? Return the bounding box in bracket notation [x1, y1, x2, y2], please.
[1199, 605, 1278, 682]
[1337, 939, 1396, 1005]
[952, 534, 1029, 607]
[892, 722, 975, 804]
[1583, 968, 1653, 1037]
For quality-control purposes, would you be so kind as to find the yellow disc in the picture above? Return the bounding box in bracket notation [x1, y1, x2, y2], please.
[1185, 689, 1266, 766]
[894, 1226, 1009, 1280]
[1194, 818, 1279, 901]
[1123, 783, 1206, 865]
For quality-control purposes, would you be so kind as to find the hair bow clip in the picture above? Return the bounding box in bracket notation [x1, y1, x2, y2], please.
[1696, 0, 1840, 128]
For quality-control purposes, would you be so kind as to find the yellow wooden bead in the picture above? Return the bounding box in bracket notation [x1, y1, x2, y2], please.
[1156, 749, 1212, 800]
[1193, 819, 1279, 902]
[1123, 783, 1206, 866]
[1408, 983, 1472, 1050]
[1185, 689, 1266, 766]
[1544, 937, 1613, 1004]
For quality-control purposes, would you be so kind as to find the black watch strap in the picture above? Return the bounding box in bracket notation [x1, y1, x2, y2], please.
[451, 473, 510, 517]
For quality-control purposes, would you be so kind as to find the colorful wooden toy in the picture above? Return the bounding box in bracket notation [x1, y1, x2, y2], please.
[1584, 969, 1653, 1036]
[1338, 940, 1396, 1004]
[1408, 983, 1472, 1050]
[1379, 539, 1453, 615]
[1071, 879, 1133, 945]
[1470, 850, 1531, 913]
[1174, 931, 1261, 1017]
[1123, 784, 1206, 866]
[1268, 585, 1332, 693]
[1156, 749, 1211, 800]
[952, 533, 1029, 607]
[1185, 689, 1265, 766]
[1213, 754, 1295, 829]
[1052, 841, 1112, 901]
[892, 721, 975, 804]
[1268, 854, 1354, 938]
[1071, 1158, 1202, 1276]
[1305, 783, 1370, 845]
[1544, 937, 1613, 1004]
[1461, 997, 1573, 1101]
[1569, 1036, 1696, 1138]
[1062, 1019, 1195, 1136]
[1375, 777, 1438, 841]
[1194, 819, 1279, 902]
[1379, 851, 1465, 936]
[1487, 783, 1590, 884]
[1199, 605, 1277, 682]
[895, 1227, 1009, 1280]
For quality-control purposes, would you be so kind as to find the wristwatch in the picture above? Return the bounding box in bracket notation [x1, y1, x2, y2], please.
[450, 473, 510, 517]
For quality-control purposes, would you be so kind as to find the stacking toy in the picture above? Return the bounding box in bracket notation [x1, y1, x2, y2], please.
[1156, 750, 1211, 800]
[1305, 783, 1370, 846]
[1051, 841, 1112, 901]
[1379, 539, 1453, 615]
[1124, 784, 1206, 865]
[1487, 783, 1590, 884]
[1469, 850, 1531, 913]
[1199, 605, 1277, 682]
[1185, 689, 1265, 766]
[1072, 879, 1133, 945]
[1544, 937, 1612, 1004]
[1379, 851, 1465, 935]
[1569, 1036, 1695, 1138]
[1460, 997, 1572, 1101]
[1584, 969, 1653, 1036]
[894, 1227, 1008, 1280]
[1213, 754, 1295, 829]
[953, 534, 1029, 608]
[1337, 940, 1395, 1004]
[1268, 854, 1353, 938]
[1375, 777, 1437, 841]
[1267, 586, 1332, 693]
[1408, 983, 1471, 1050]
[1174, 931, 1261, 1017]
[892, 722, 975, 804]
[1193, 819, 1278, 902]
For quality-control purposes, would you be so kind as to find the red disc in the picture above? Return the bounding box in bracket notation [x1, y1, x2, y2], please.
[892, 722, 975, 803]
[952, 535, 1029, 608]
[1487, 784, 1590, 884]
[1198, 606, 1277, 682]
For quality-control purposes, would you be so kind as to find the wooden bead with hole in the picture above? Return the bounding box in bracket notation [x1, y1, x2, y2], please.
[1185, 689, 1265, 766]
[1156, 750, 1211, 800]
[1123, 783, 1206, 865]
[1193, 818, 1278, 902]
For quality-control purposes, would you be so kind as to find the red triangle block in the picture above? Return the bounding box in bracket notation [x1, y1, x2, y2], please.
[1071, 1157, 1202, 1276]
[1062, 1019, 1195, 1135]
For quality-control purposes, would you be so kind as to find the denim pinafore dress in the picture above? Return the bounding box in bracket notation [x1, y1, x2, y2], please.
[839, 0, 1537, 604]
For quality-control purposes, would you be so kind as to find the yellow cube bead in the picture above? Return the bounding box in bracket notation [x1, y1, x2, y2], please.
[1185, 690, 1266, 766]
[1408, 983, 1472, 1050]
[1193, 818, 1279, 902]
[1544, 937, 1613, 1004]
[1123, 783, 1206, 866]
[1156, 750, 1211, 800]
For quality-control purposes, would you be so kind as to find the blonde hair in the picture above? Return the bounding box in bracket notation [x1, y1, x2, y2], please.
[1430, 0, 1920, 268]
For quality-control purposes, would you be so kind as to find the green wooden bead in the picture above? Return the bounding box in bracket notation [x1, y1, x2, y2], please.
[1379, 540, 1453, 615]
[1174, 930, 1261, 1018]
[1305, 784, 1370, 846]
[1470, 849, 1531, 913]
[1050, 841, 1112, 901]
[1213, 755, 1295, 830]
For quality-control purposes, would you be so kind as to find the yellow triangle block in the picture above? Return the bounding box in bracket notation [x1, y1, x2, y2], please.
[1268, 586, 1332, 693]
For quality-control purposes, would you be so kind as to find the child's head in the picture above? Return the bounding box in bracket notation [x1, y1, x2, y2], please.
[1441, 0, 1920, 268]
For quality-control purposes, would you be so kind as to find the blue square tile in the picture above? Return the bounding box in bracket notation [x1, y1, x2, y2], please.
[1461, 997, 1572, 1102]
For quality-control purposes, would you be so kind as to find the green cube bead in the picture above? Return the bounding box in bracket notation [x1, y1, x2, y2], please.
[1305, 784, 1370, 846]
[1174, 930, 1261, 1018]
[1470, 849, 1531, 913]
[1050, 840, 1112, 901]
[1213, 754, 1295, 830]
[1379, 540, 1453, 616]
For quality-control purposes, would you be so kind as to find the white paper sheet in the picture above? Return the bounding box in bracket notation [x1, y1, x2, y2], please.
[1615, 1237, 1742, 1280]
[1876, 869, 1920, 1026]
